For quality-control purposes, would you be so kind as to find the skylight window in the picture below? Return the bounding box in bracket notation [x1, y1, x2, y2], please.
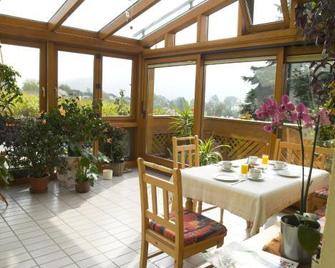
[0, 0, 65, 22]
[63, 0, 138, 31]
[253, 0, 283, 25]
[175, 23, 197, 46]
[208, 1, 238, 41]
[115, 0, 206, 40]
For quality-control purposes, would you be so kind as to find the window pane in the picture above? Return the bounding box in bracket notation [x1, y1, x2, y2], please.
[153, 64, 196, 115]
[2, 44, 40, 117]
[253, 0, 283, 24]
[204, 60, 276, 119]
[102, 57, 132, 117]
[0, 0, 65, 22]
[286, 62, 332, 109]
[115, 0, 206, 39]
[63, 0, 138, 31]
[58, 51, 94, 107]
[208, 2, 238, 41]
[150, 40, 165, 49]
[175, 23, 197, 46]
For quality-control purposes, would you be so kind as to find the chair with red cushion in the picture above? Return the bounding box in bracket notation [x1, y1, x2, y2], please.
[137, 158, 226, 268]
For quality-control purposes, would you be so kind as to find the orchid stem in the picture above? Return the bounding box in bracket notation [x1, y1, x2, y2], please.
[298, 120, 305, 215]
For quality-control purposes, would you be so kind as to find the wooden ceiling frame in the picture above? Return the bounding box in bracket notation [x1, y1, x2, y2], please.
[48, 0, 85, 32]
[141, 0, 236, 48]
[0, 15, 142, 55]
[98, 0, 160, 40]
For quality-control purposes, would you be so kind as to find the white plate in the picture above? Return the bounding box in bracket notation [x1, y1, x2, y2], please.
[214, 175, 239, 182]
[272, 166, 287, 171]
[247, 175, 264, 182]
[277, 170, 300, 178]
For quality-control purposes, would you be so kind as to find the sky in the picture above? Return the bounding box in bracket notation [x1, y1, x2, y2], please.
[0, 0, 283, 100]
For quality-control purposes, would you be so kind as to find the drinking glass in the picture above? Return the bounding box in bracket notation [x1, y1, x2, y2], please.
[261, 154, 269, 165]
[241, 164, 249, 175]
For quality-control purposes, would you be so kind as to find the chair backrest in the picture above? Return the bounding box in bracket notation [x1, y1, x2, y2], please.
[137, 158, 184, 249]
[172, 135, 200, 169]
[275, 141, 334, 170]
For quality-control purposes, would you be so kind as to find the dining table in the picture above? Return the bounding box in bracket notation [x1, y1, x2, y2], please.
[180, 159, 330, 236]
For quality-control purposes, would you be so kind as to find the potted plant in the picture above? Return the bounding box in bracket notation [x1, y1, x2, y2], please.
[100, 125, 127, 176]
[199, 137, 230, 166]
[7, 117, 64, 193]
[256, 95, 331, 263]
[0, 63, 22, 117]
[50, 97, 106, 187]
[75, 150, 98, 193]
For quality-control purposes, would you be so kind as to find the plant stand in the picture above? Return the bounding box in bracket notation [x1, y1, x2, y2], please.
[0, 192, 8, 207]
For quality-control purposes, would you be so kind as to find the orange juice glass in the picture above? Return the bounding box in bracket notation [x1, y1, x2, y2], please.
[262, 154, 269, 165]
[241, 164, 249, 175]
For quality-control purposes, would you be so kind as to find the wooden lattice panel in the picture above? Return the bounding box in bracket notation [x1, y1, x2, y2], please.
[206, 133, 270, 161]
[277, 143, 334, 171]
[151, 132, 174, 157]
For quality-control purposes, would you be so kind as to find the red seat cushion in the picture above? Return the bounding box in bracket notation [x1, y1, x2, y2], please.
[314, 187, 329, 199]
[149, 210, 227, 246]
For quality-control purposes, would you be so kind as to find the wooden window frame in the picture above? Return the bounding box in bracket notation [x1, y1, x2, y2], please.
[0, 39, 47, 113]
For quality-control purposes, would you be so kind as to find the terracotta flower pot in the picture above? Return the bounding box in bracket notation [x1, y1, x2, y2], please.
[75, 181, 90, 193]
[111, 162, 125, 176]
[30, 176, 49, 193]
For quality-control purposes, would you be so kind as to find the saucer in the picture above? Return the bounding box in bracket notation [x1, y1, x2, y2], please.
[277, 170, 300, 178]
[214, 175, 239, 182]
[247, 175, 263, 181]
[221, 168, 234, 172]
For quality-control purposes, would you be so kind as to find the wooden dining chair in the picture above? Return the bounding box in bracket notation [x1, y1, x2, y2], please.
[274, 140, 334, 212]
[172, 135, 224, 224]
[137, 158, 227, 268]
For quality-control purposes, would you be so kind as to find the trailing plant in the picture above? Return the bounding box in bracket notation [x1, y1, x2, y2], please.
[76, 150, 99, 186]
[169, 101, 194, 137]
[199, 137, 229, 166]
[0, 64, 22, 116]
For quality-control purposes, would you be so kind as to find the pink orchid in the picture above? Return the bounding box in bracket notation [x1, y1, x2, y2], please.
[319, 108, 331, 126]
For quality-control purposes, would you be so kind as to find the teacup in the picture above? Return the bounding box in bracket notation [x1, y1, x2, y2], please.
[222, 161, 233, 171]
[273, 161, 287, 170]
[248, 156, 258, 165]
[249, 168, 262, 180]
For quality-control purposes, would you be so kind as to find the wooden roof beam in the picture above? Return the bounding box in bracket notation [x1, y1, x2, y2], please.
[48, 0, 84, 32]
[141, 0, 236, 48]
[99, 0, 160, 40]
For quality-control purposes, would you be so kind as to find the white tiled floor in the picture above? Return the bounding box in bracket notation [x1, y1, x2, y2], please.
[0, 170, 253, 268]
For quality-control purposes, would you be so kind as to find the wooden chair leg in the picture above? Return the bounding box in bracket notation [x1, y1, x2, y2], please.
[185, 198, 194, 211]
[197, 201, 203, 213]
[140, 240, 149, 268]
[219, 209, 224, 224]
[0, 193, 8, 207]
[175, 254, 183, 268]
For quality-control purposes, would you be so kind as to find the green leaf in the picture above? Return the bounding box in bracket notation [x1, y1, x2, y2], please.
[298, 225, 321, 254]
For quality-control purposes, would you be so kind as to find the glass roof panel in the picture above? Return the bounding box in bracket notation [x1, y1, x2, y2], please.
[253, 0, 283, 25]
[0, 0, 66, 22]
[63, 0, 138, 31]
[115, 0, 207, 40]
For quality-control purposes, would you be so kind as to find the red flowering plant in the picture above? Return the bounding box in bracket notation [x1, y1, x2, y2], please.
[256, 95, 331, 253]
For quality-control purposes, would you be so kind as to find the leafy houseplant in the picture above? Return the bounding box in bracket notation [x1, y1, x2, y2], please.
[199, 137, 229, 166]
[7, 117, 64, 193]
[169, 101, 194, 137]
[75, 150, 99, 193]
[256, 95, 331, 263]
[0, 63, 22, 117]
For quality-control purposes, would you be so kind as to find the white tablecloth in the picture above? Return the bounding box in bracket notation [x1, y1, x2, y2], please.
[181, 160, 329, 235]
